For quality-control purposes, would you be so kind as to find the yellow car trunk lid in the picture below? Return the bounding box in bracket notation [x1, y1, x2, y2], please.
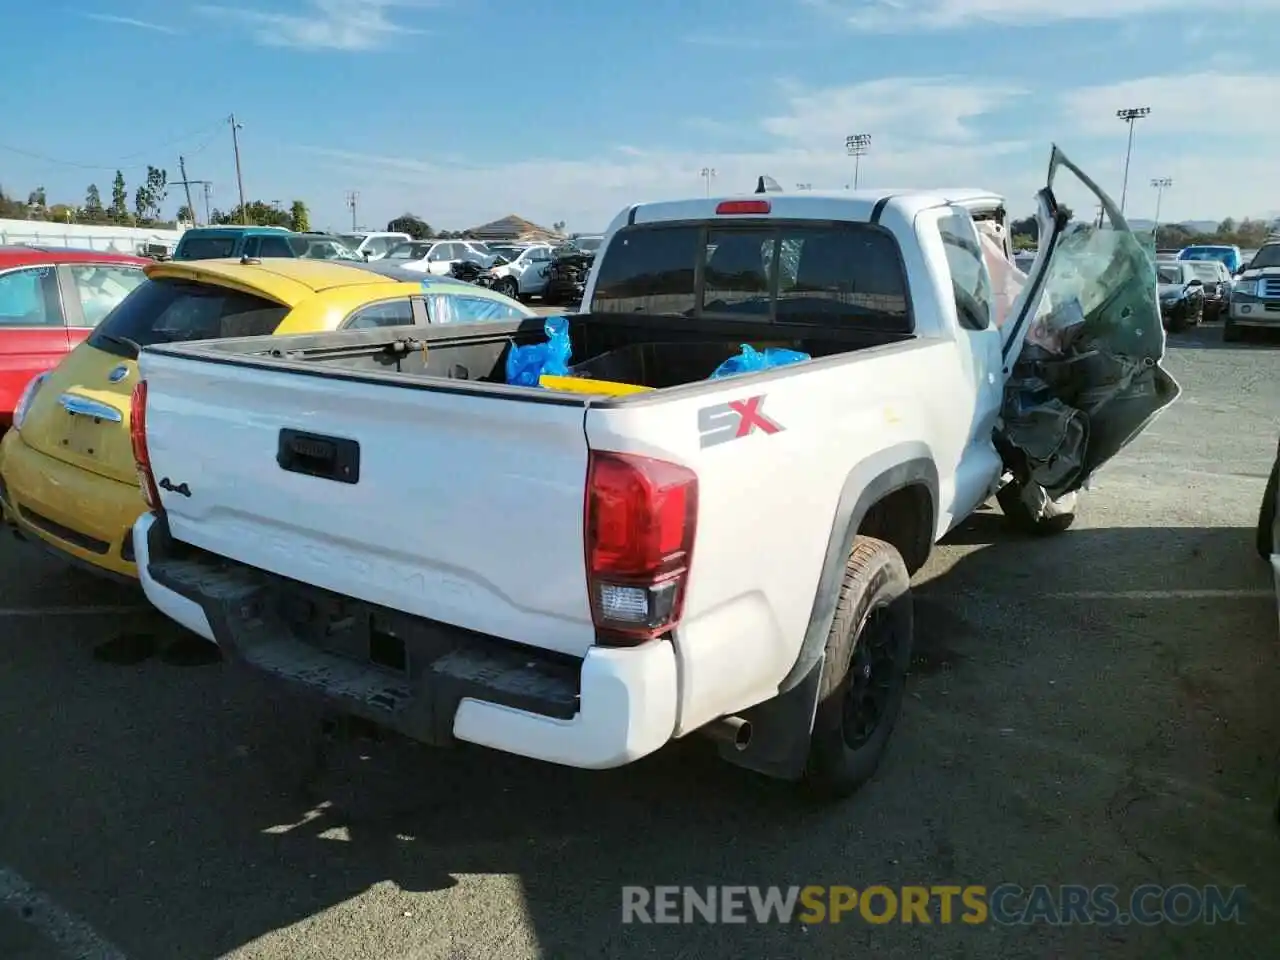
[20, 344, 141, 487]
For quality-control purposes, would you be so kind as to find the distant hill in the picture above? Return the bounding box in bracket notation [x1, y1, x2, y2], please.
[1126, 219, 1221, 233]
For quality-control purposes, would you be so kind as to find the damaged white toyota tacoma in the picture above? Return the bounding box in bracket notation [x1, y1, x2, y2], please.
[130, 147, 1178, 798]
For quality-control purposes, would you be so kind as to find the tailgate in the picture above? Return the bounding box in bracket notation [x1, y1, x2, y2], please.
[138, 352, 597, 657]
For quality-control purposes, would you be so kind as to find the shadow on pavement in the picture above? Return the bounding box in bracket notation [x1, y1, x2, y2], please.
[0, 522, 1277, 959]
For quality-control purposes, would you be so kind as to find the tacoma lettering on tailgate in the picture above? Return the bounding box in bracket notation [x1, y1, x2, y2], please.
[697, 395, 783, 448]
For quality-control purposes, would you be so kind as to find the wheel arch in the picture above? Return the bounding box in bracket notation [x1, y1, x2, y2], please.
[779, 442, 938, 696]
[713, 443, 938, 781]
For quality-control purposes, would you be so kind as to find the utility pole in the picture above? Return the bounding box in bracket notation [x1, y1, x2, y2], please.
[1150, 177, 1172, 243]
[178, 157, 197, 226]
[1116, 106, 1150, 216]
[345, 190, 359, 230]
[845, 133, 871, 190]
[229, 114, 247, 223]
[700, 167, 716, 197]
[172, 157, 211, 225]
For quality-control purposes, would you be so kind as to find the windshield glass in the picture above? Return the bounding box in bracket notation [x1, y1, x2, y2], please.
[339, 234, 366, 247]
[1179, 247, 1231, 265]
[1186, 262, 1220, 281]
[574, 237, 603, 253]
[1156, 265, 1183, 284]
[296, 237, 362, 261]
[1248, 245, 1280, 268]
[87, 277, 289, 358]
[590, 222, 911, 331]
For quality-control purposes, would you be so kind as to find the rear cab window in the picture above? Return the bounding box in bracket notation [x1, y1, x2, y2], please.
[87, 277, 290, 358]
[590, 221, 912, 331]
[175, 235, 238, 260]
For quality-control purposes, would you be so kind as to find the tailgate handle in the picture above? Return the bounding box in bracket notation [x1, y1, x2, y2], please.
[277, 429, 360, 484]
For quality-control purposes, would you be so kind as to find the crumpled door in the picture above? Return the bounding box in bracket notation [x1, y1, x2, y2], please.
[997, 146, 1182, 499]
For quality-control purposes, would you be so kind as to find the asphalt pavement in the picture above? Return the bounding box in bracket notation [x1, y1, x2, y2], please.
[0, 322, 1277, 960]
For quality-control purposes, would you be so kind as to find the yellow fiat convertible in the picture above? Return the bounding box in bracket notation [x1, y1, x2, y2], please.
[0, 256, 534, 580]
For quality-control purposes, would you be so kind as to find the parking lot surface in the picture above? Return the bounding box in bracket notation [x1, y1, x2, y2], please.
[0, 324, 1277, 959]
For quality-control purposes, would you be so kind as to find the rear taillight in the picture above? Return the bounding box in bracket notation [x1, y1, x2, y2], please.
[585, 451, 697, 645]
[129, 381, 162, 512]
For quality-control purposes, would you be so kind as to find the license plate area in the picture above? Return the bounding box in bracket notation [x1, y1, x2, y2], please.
[61, 412, 107, 458]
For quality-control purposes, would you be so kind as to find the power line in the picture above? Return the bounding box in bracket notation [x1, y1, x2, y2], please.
[0, 117, 229, 173]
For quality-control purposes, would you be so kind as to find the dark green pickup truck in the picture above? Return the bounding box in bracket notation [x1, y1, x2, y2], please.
[172, 226, 363, 262]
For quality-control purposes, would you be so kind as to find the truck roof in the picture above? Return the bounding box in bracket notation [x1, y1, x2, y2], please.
[625, 188, 1004, 230]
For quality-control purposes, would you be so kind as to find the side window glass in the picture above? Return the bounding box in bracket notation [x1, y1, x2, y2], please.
[257, 236, 295, 257]
[0, 267, 60, 326]
[343, 299, 415, 329]
[428, 244, 449, 261]
[67, 265, 147, 328]
[938, 212, 993, 331]
[429, 295, 526, 324]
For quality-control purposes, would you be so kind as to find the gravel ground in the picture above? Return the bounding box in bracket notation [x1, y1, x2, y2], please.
[0, 323, 1276, 960]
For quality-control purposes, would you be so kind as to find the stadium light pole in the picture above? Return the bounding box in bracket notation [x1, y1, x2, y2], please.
[1151, 177, 1173, 243]
[1116, 107, 1150, 216]
[845, 133, 871, 190]
[700, 167, 717, 197]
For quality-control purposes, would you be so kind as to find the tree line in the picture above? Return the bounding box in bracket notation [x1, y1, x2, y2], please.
[1008, 208, 1273, 251]
[0, 169, 309, 231]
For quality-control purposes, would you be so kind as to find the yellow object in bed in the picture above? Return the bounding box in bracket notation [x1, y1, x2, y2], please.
[538, 375, 655, 397]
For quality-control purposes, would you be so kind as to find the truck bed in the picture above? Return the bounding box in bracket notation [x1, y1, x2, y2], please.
[136, 313, 920, 666]
[161, 312, 915, 401]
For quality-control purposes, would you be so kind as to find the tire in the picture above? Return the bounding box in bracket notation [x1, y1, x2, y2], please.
[803, 536, 914, 800]
[542, 287, 559, 306]
[1257, 455, 1278, 561]
[496, 277, 519, 300]
[1192, 300, 1204, 326]
[997, 477, 1077, 536]
[1166, 305, 1188, 333]
[1223, 320, 1242, 343]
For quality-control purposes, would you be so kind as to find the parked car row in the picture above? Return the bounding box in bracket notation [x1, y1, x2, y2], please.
[0, 255, 539, 579]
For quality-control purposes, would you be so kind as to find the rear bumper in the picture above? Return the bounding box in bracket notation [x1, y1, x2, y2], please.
[133, 512, 679, 769]
[0, 429, 142, 579]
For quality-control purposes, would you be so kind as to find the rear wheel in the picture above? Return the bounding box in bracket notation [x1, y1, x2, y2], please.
[1166, 304, 1189, 333]
[997, 477, 1077, 536]
[803, 536, 914, 800]
[496, 277, 519, 300]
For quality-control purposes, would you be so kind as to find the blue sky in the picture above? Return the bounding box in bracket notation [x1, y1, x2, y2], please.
[1, 1, 1277, 233]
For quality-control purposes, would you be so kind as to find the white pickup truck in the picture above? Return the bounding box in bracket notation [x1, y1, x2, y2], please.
[131, 148, 1178, 798]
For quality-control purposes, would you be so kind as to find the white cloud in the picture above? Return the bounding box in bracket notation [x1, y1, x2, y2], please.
[1061, 71, 1280, 137]
[296, 77, 1047, 231]
[195, 0, 433, 51]
[83, 12, 181, 34]
[761, 76, 1026, 144]
[278, 73, 1278, 232]
[810, 0, 1280, 31]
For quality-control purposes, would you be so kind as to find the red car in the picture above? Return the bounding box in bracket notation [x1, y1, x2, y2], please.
[0, 245, 149, 428]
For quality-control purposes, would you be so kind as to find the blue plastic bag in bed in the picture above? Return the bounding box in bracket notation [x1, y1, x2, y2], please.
[709, 343, 810, 380]
[505, 316, 572, 386]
